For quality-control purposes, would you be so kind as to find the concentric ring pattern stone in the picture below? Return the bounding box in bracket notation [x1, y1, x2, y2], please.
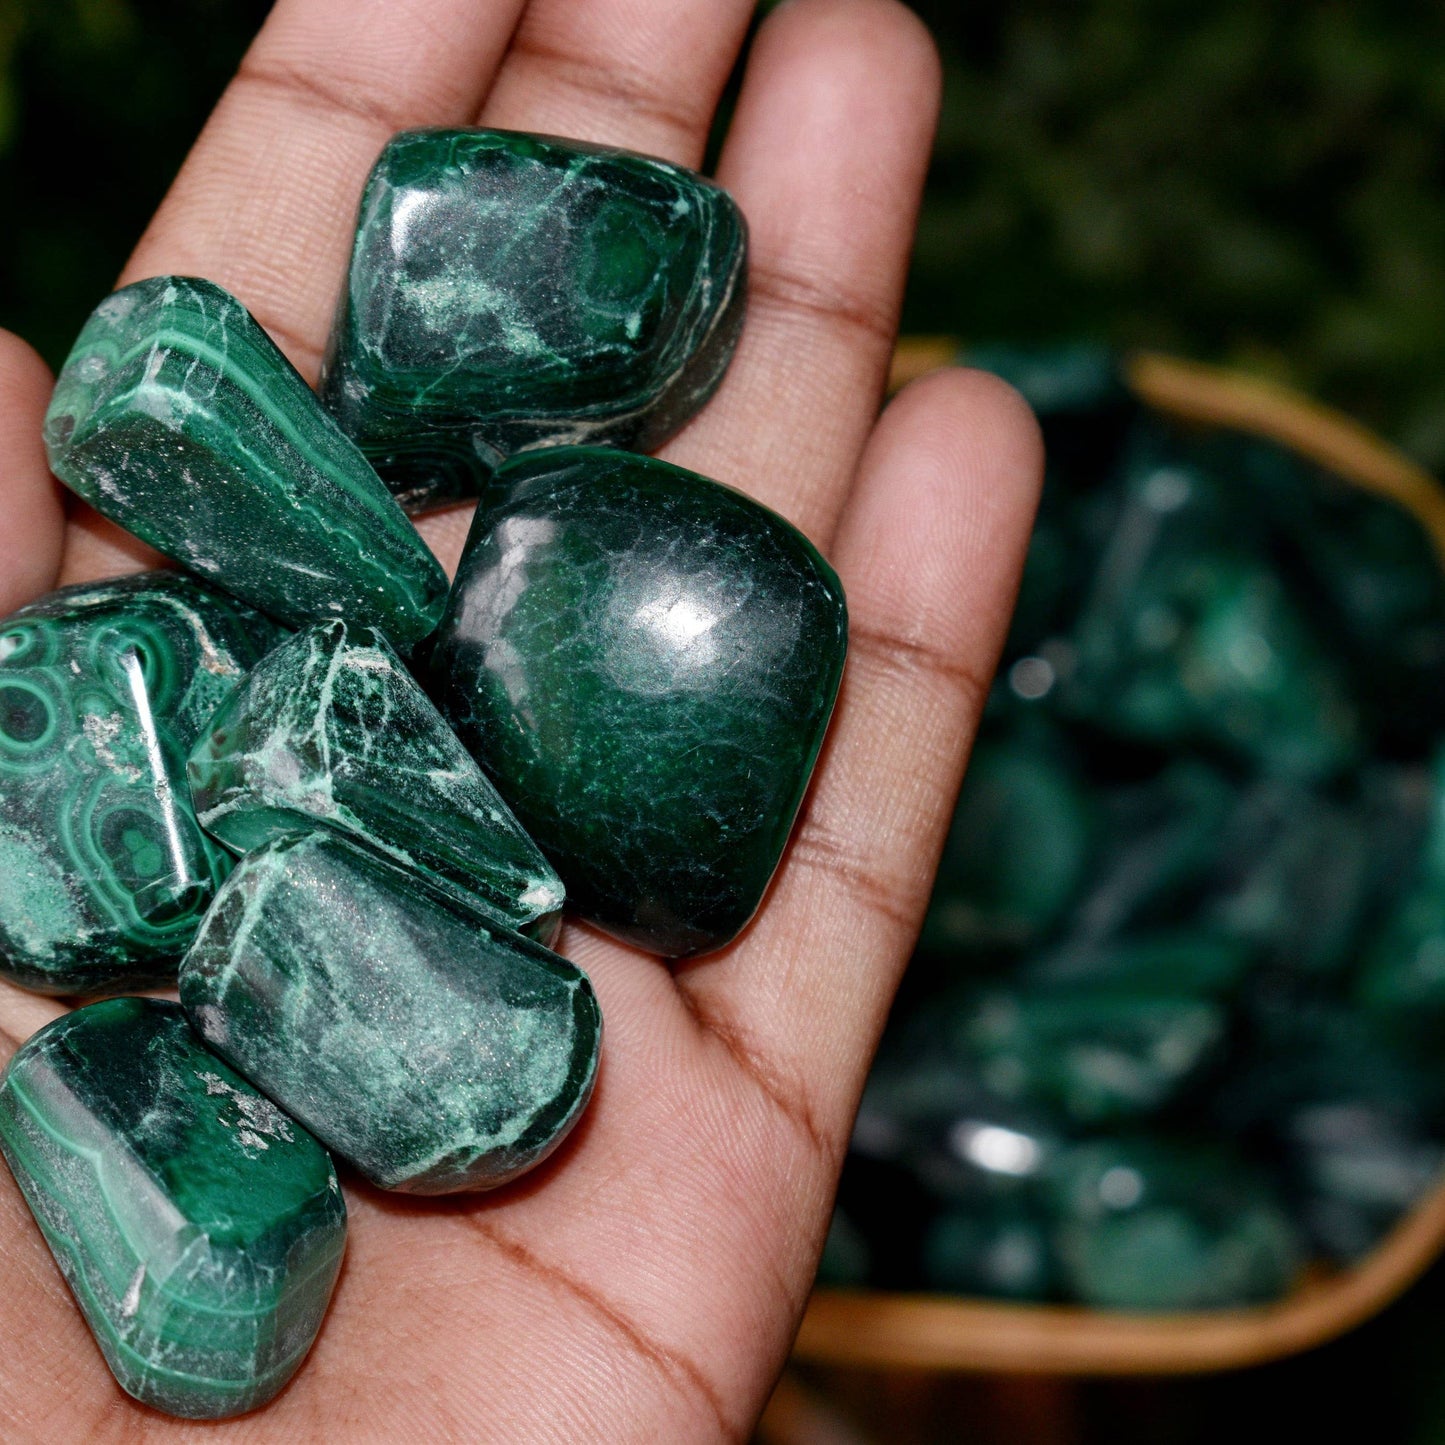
[0, 573, 281, 995]
[320, 128, 748, 511]
[188, 620, 565, 943]
[181, 830, 602, 1194]
[426, 447, 849, 957]
[44, 276, 448, 644]
[0, 998, 346, 1419]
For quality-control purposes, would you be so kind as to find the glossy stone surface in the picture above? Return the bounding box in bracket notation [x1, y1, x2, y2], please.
[1049, 1139, 1302, 1311]
[321, 128, 747, 511]
[1206, 429, 1445, 756]
[923, 1204, 1057, 1301]
[957, 989, 1226, 1125]
[45, 276, 447, 644]
[181, 831, 601, 1193]
[0, 574, 280, 995]
[0, 998, 345, 1418]
[428, 447, 847, 957]
[1065, 435, 1361, 779]
[1023, 931, 1252, 997]
[919, 727, 1095, 957]
[1216, 1002, 1445, 1263]
[189, 621, 564, 943]
[1358, 749, 1445, 1015]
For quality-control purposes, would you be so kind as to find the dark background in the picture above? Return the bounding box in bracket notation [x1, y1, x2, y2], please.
[6, 2, 1445, 1440]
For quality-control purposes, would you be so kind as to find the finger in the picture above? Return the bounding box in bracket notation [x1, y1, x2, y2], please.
[661, 0, 941, 546]
[675, 369, 1044, 1146]
[478, 0, 754, 167]
[0, 333, 64, 615]
[121, 0, 529, 381]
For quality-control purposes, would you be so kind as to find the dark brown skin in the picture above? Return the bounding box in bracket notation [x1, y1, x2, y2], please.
[0, 0, 1042, 1437]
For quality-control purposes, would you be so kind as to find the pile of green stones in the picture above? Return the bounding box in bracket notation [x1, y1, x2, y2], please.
[824, 346, 1445, 1313]
[0, 129, 847, 1418]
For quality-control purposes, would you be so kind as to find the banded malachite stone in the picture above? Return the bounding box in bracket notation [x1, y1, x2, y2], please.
[0, 573, 281, 995]
[180, 831, 601, 1194]
[44, 276, 447, 645]
[320, 128, 748, 511]
[188, 621, 564, 943]
[427, 447, 848, 957]
[0, 998, 345, 1419]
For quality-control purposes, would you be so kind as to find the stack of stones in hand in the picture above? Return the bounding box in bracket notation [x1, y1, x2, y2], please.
[0, 130, 847, 1418]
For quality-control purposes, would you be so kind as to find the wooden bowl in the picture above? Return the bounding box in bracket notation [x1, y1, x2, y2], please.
[792, 344, 1445, 1376]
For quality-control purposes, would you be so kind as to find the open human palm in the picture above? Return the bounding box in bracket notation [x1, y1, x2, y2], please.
[0, 0, 1040, 1437]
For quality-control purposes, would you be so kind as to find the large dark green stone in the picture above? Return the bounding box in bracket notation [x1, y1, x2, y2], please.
[0, 574, 281, 995]
[180, 831, 601, 1194]
[426, 447, 848, 957]
[320, 129, 748, 511]
[188, 621, 564, 943]
[44, 277, 448, 645]
[0, 998, 345, 1419]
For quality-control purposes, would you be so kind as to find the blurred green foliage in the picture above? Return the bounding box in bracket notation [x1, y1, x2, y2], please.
[907, 2, 1445, 469]
[6, 1, 1445, 470]
[0, 0, 268, 362]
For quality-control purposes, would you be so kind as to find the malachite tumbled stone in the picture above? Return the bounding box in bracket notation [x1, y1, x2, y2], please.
[427, 447, 848, 957]
[922, 1204, 1057, 1301]
[0, 998, 345, 1419]
[180, 831, 601, 1194]
[188, 620, 564, 943]
[956, 989, 1226, 1126]
[1065, 439, 1361, 779]
[920, 726, 1095, 957]
[320, 128, 748, 511]
[1048, 1139, 1302, 1311]
[44, 276, 448, 645]
[0, 573, 281, 995]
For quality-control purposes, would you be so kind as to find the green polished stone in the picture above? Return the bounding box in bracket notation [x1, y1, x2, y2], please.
[955, 988, 1227, 1125]
[1065, 437, 1360, 778]
[1048, 1138, 1301, 1311]
[1068, 760, 1237, 944]
[427, 447, 847, 957]
[1200, 430, 1445, 755]
[180, 831, 601, 1194]
[1201, 781, 1373, 976]
[920, 726, 1095, 957]
[1358, 750, 1445, 1016]
[321, 128, 747, 511]
[1216, 1002, 1445, 1262]
[1024, 931, 1253, 997]
[188, 620, 564, 943]
[45, 276, 447, 645]
[852, 1047, 1061, 1202]
[922, 1204, 1057, 1301]
[0, 574, 281, 995]
[0, 998, 345, 1419]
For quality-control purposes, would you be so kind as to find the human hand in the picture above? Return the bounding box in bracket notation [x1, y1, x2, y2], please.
[0, 0, 1041, 1436]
